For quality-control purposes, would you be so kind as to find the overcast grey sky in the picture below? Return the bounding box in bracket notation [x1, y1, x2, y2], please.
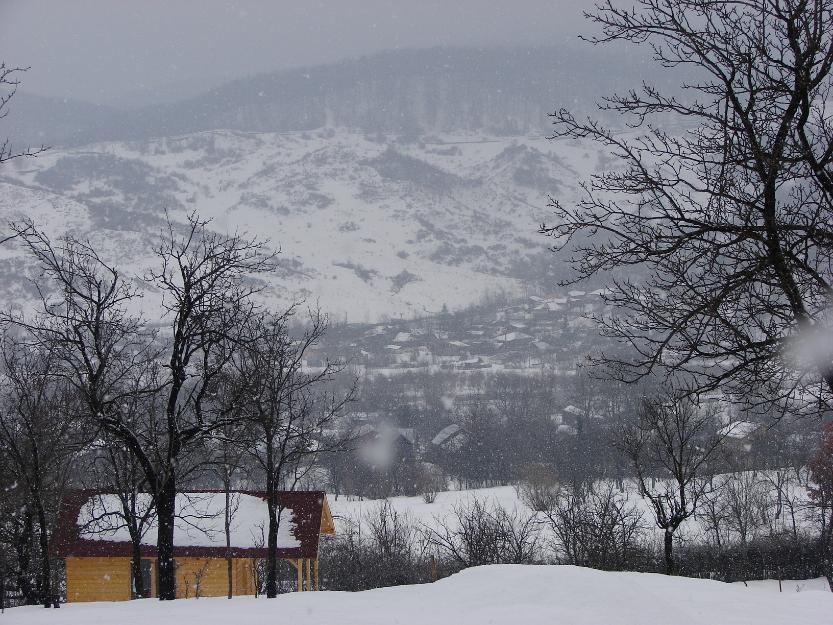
[0, 1, 593, 107]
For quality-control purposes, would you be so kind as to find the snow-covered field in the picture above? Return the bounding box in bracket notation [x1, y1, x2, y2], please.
[328, 485, 525, 529]
[10, 565, 832, 625]
[327, 481, 814, 546]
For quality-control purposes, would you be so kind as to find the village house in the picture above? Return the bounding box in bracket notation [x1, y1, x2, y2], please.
[56, 490, 335, 602]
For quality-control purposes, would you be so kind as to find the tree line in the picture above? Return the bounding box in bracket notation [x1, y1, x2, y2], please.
[0, 214, 353, 606]
[322, 397, 833, 591]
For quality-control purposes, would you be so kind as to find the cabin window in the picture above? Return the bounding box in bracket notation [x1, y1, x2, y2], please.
[131, 559, 153, 599]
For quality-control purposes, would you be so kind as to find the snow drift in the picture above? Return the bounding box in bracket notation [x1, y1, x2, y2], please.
[10, 565, 832, 625]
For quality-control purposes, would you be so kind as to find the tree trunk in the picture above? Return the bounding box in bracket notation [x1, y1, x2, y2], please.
[15, 511, 36, 605]
[130, 531, 145, 599]
[264, 429, 278, 598]
[225, 486, 232, 599]
[663, 529, 675, 575]
[156, 478, 177, 600]
[266, 495, 278, 598]
[34, 501, 51, 608]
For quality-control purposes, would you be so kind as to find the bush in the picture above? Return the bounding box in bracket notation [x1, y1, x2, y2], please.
[677, 535, 827, 583]
[544, 483, 651, 571]
[425, 499, 542, 567]
[320, 501, 457, 590]
[418, 464, 445, 504]
[515, 463, 560, 512]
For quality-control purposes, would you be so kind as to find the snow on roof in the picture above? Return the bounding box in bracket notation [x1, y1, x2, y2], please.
[568, 290, 586, 297]
[448, 340, 469, 347]
[353, 423, 416, 444]
[720, 421, 760, 439]
[432, 423, 462, 446]
[57, 490, 331, 559]
[494, 331, 532, 343]
[394, 331, 412, 343]
[77, 492, 299, 550]
[353, 423, 378, 438]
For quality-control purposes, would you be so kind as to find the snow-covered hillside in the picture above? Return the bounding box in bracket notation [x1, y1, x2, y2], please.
[328, 482, 816, 547]
[10, 565, 832, 625]
[0, 128, 602, 321]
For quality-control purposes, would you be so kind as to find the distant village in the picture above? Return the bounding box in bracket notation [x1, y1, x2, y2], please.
[306, 290, 798, 501]
[315, 289, 613, 375]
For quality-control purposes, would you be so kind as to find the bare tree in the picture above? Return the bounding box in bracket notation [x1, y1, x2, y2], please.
[544, 482, 646, 570]
[81, 387, 161, 601]
[81, 463, 157, 599]
[143, 212, 275, 600]
[203, 396, 250, 599]
[321, 502, 437, 591]
[5, 226, 170, 594]
[699, 480, 730, 550]
[6, 225, 159, 472]
[365, 502, 427, 587]
[723, 471, 771, 546]
[808, 422, 833, 580]
[232, 308, 354, 598]
[424, 499, 541, 567]
[621, 396, 724, 574]
[541, 0, 833, 410]
[763, 467, 804, 540]
[0, 481, 36, 606]
[0, 64, 47, 166]
[8, 213, 274, 600]
[0, 337, 85, 607]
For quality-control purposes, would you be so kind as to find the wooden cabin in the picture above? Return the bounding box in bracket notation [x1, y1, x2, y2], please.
[55, 490, 335, 602]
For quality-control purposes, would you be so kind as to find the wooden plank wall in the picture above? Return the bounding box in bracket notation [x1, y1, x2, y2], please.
[65, 557, 132, 602]
[64, 557, 256, 602]
[176, 557, 255, 599]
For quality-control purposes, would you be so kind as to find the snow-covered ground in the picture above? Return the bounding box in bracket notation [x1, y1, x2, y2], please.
[329, 485, 525, 529]
[10, 565, 832, 625]
[328, 481, 814, 546]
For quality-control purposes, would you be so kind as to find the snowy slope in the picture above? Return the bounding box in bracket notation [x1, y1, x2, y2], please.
[0, 129, 603, 321]
[11, 565, 832, 625]
[328, 482, 817, 548]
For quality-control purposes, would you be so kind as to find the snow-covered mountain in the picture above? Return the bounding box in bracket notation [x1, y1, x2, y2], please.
[0, 127, 605, 321]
